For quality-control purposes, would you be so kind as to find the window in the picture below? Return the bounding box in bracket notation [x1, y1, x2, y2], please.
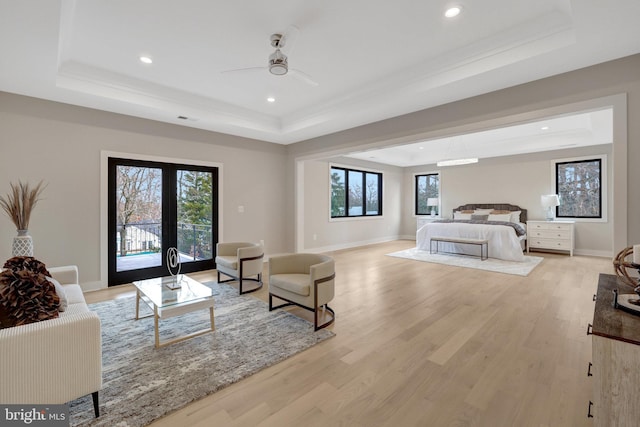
[331, 166, 382, 217]
[415, 173, 440, 215]
[555, 158, 602, 219]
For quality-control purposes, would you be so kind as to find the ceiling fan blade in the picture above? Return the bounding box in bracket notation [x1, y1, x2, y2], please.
[289, 69, 318, 86]
[280, 25, 300, 55]
[220, 66, 266, 74]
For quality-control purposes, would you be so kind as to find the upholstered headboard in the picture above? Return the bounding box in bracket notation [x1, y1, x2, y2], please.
[453, 203, 527, 224]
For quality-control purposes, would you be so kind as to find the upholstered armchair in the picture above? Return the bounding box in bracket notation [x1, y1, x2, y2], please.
[215, 242, 264, 294]
[268, 253, 335, 331]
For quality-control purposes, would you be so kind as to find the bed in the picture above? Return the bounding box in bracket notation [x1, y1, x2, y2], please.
[416, 203, 528, 262]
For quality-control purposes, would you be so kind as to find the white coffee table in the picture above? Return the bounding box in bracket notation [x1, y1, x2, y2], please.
[133, 275, 215, 348]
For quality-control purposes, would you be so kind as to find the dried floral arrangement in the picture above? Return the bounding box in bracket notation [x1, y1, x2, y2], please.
[0, 180, 46, 231]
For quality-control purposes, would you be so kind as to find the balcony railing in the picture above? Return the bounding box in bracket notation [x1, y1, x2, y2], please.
[116, 221, 212, 261]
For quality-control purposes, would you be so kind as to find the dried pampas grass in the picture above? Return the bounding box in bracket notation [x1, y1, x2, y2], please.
[0, 180, 46, 231]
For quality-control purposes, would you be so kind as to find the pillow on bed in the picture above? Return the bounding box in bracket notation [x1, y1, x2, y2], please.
[488, 213, 512, 222]
[453, 212, 472, 220]
[471, 214, 489, 221]
[459, 210, 475, 214]
[489, 209, 521, 223]
[474, 209, 493, 214]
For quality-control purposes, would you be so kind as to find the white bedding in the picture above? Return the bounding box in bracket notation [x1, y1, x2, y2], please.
[417, 221, 526, 262]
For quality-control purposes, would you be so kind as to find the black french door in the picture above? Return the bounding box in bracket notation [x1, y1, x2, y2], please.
[108, 157, 218, 286]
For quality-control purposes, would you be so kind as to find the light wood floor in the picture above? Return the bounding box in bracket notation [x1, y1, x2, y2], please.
[86, 240, 610, 426]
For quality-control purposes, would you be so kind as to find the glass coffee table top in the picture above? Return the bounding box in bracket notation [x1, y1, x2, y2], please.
[133, 275, 213, 309]
[132, 275, 215, 348]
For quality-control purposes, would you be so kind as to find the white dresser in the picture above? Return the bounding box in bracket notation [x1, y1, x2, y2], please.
[526, 220, 575, 256]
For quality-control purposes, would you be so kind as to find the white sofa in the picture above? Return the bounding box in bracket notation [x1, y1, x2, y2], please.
[0, 265, 102, 417]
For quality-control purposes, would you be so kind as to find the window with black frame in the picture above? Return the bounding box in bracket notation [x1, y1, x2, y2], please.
[555, 158, 602, 218]
[415, 173, 440, 216]
[330, 166, 382, 218]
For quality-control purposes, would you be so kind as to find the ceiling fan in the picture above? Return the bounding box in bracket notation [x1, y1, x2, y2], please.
[222, 26, 319, 86]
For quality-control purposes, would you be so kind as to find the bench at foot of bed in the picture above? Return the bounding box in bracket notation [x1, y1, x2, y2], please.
[429, 236, 489, 261]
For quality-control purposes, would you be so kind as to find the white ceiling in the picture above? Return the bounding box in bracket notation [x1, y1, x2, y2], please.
[344, 108, 613, 167]
[0, 0, 638, 150]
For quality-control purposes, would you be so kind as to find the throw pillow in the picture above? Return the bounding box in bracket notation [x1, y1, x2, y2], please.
[3, 256, 51, 277]
[0, 269, 60, 328]
[47, 277, 68, 312]
[471, 214, 489, 221]
[453, 212, 472, 220]
[488, 213, 512, 222]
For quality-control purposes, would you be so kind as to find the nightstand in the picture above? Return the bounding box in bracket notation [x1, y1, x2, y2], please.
[526, 220, 575, 256]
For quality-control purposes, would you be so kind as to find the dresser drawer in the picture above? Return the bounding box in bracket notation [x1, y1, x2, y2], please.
[529, 229, 571, 239]
[529, 238, 572, 250]
[528, 222, 573, 231]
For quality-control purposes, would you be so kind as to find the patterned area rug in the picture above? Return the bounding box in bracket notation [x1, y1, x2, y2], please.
[387, 248, 543, 276]
[69, 281, 334, 426]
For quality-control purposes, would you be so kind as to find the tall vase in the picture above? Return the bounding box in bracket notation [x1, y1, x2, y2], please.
[12, 229, 33, 257]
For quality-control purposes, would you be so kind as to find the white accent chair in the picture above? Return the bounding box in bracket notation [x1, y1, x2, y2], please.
[215, 242, 264, 294]
[268, 253, 335, 331]
[0, 265, 102, 417]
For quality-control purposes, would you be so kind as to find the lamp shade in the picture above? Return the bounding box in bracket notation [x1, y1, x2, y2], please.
[540, 194, 560, 208]
[427, 198, 439, 207]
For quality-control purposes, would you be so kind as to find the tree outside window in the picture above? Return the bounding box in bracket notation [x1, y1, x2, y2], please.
[555, 158, 602, 218]
[331, 166, 382, 217]
[415, 173, 440, 215]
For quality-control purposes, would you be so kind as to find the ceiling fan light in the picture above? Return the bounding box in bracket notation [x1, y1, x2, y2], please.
[269, 64, 288, 75]
[445, 6, 461, 18]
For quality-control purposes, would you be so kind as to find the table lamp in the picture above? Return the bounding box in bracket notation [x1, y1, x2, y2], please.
[540, 194, 560, 221]
[427, 198, 439, 218]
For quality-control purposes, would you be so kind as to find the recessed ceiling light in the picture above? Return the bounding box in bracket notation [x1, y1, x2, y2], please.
[267, 97, 275, 103]
[419, 146, 424, 150]
[541, 126, 550, 130]
[445, 6, 461, 18]
[139, 56, 153, 64]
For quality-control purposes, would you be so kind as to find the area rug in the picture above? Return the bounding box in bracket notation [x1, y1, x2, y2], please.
[387, 247, 543, 276]
[69, 281, 334, 427]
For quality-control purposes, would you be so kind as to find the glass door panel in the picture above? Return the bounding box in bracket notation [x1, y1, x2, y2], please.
[116, 165, 163, 272]
[176, 169, 213, 263]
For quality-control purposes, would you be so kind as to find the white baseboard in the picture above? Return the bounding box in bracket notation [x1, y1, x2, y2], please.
[573, 249, 612, 258]
[82, 280, 106, 292]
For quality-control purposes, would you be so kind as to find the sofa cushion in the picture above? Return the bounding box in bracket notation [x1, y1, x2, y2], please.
[215, 255, 238, 270]
[270, 274, 310, 296]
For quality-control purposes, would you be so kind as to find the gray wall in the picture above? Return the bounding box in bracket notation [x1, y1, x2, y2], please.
[301, 157, 403, 252]
[0, 93, 288, 290]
